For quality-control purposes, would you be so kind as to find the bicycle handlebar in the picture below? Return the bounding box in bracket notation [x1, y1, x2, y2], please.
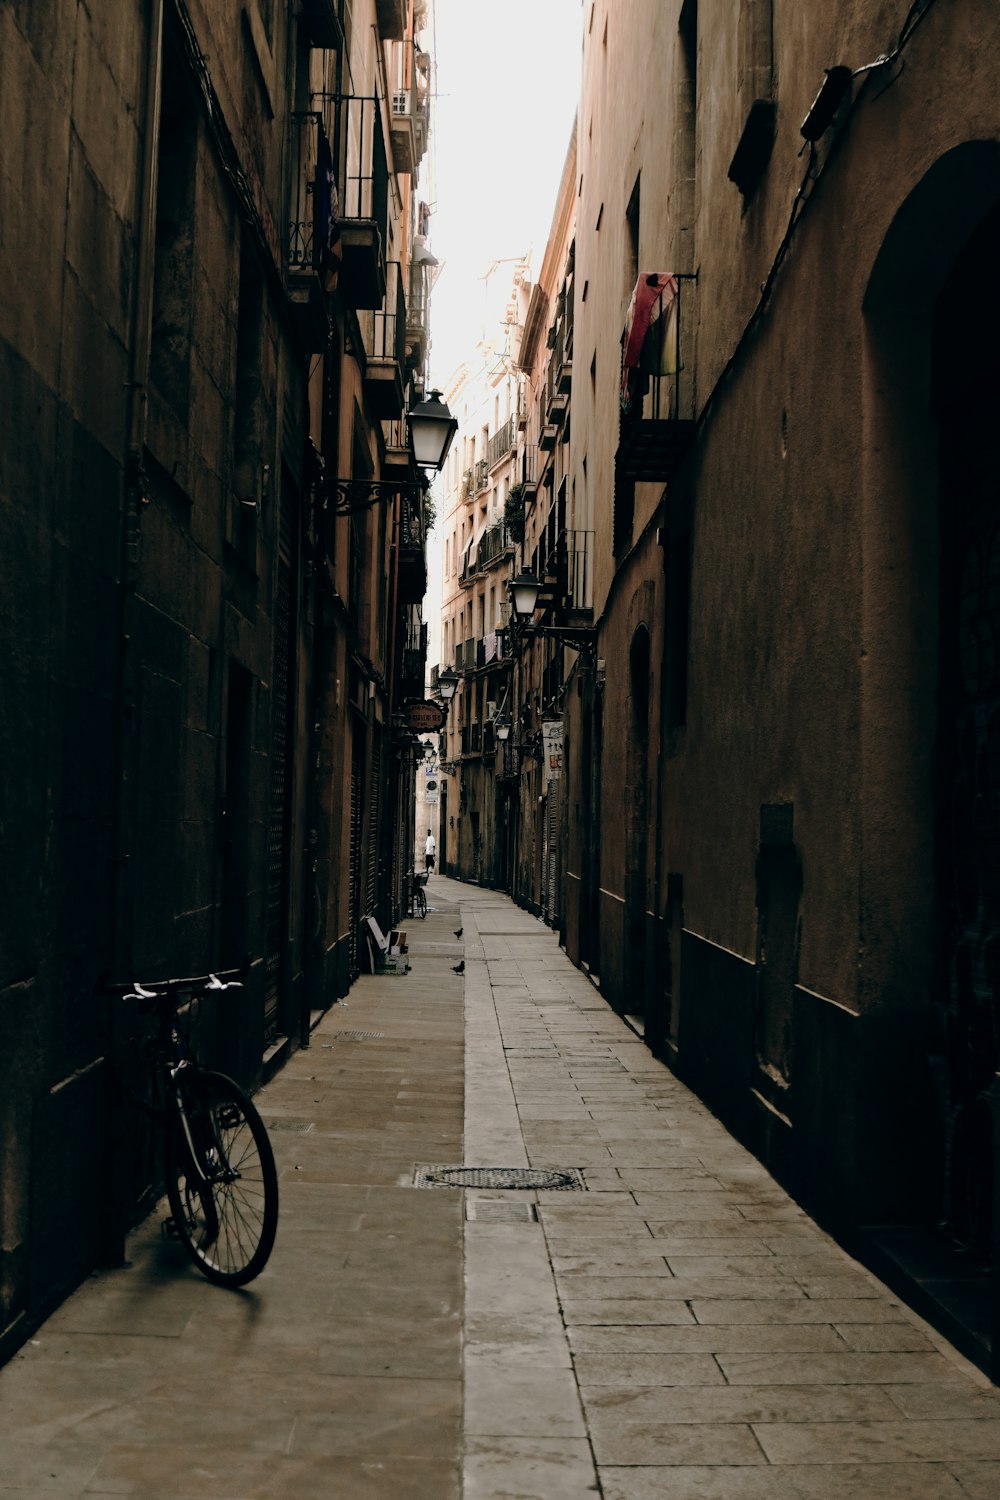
[106, 964, 247, 1001]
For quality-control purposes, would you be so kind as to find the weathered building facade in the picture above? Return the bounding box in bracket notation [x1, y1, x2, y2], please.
[1, 0, 435, 1358]
[505, 139, 582, 925]
[501, 0, 1000, 1371]
[435, 260, 530, 884]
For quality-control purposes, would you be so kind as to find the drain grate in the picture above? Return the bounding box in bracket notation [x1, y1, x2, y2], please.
[265, 1120, 315, 1133]
[413, 1165, 586, 1191]
[467, 1199, 539, 1223]
[334, 1030, 385, 1040]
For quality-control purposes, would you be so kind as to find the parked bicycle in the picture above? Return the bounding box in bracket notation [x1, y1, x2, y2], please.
[412, 868, 428, 918]
[112, 968, 278, 1288]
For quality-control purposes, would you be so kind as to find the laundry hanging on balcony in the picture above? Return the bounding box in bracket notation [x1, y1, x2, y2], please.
[316, 127, 343, 292]
[621, 273, 679, 413]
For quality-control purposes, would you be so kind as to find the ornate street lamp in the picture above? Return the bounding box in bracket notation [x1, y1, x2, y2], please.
[326, 391, 458, 513]
[407, 389, 458, 471]
[509, 569, 541, 620]
[437, 667, 459, 703]
[494, 713, 511, 743]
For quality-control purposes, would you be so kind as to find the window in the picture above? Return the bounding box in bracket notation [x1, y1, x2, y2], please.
[728, 0, 775, 199]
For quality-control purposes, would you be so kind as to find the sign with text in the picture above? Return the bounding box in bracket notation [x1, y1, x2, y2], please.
[542, 719, 563, 778]
[404, 700, 446, 732]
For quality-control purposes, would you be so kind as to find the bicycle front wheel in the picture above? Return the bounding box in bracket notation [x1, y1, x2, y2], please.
[166, 1070, 278, 1287]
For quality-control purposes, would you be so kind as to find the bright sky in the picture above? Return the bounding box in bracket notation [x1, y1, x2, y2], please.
[425, 0, 582, 387]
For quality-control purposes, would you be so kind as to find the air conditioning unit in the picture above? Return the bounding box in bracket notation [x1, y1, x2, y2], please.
[486, 701, 497, 721]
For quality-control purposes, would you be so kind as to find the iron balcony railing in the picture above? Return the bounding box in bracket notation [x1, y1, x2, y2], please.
[474, 459, 489, 494]
[311, 93, 389, 235]
[399, 493, 424, 551]
[477, 520, 513, 572]
[287, 111, 334, 275]
[363, 259, 407, 365]
[616, 273, 697, 483]
[559, 529, 594, 613]
[487, 415, 516, 470]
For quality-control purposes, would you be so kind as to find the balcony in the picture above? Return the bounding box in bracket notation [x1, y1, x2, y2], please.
[548, 390, 569, 427]
[406, 264, 430, 369]
[382, 417, 413, 480]
[396, 497, 426, 604]
[487, 414, 516, 470]
[477, 520, 513, 572]
[616, 273, 696, 483]
[551, 529, 594, 622]
[314, 94, 388, 309]
[520, 445, 539, 504]
[474, 458, 489, 494]
[399, 616, 427, 699]
[362, 261, 407, 418]
[391, 85, 429, 176]
[539, 422, 558, 452]
[286, 112, 334, 352]
[557, 358, 572, 396]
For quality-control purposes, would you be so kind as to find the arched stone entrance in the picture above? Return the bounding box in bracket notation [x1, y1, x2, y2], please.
[861, 143, 1000, 1356]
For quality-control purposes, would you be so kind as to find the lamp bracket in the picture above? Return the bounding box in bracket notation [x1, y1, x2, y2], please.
[328, 477, 426, 515]
[537, 626, 597, 655]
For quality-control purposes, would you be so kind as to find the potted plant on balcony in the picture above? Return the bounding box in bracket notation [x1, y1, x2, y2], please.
[504, 483, 526, 545]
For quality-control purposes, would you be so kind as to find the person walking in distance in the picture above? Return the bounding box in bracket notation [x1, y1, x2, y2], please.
[424, 829, 436, 874]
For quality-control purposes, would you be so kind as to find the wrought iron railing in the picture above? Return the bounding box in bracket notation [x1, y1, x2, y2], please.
[477, 521, 512, 571]
[559, 529, 594, 612]
[363, 259, 407, 365]
[620, 273, 695, 426]
[311, 93, 389, 234]
[487, 415, 516, 470]
[288, 111, 334, 274]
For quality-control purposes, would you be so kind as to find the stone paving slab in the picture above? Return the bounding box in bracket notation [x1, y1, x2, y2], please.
[454, 882, 995, 1499]
[2, 876, 997, 1499]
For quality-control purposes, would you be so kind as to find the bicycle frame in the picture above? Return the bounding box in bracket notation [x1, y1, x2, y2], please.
[106, 966, 278, 1287]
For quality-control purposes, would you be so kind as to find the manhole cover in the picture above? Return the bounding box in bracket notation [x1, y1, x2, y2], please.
[334, 1030, 385, 1040]
[467, 1200, 539, 1222]
[413, 1165, 586, 1191]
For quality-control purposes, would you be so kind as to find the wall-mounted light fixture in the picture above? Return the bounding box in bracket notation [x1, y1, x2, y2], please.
[437, 667, 459, 704]
[327, 390, 458, 514]
[508, 569, 542, 619]
[800, 66, 852, 141]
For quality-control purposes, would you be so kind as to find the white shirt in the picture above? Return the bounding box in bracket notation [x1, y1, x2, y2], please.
[425, 835, 436, 855]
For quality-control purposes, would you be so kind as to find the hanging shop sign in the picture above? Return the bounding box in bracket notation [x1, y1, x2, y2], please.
[542, 719, 563, 778]
[404, 700, 447, 732]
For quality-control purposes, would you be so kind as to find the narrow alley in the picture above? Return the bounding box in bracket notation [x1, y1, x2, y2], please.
[0, 876, 997, 1499]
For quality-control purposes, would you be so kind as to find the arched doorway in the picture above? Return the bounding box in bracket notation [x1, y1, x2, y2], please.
[932, 197, 1000, 1252]
[860, 143, 1000, 1369]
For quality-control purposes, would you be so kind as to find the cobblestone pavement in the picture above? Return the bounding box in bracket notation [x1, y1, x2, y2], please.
[2, 877, 999, 1498]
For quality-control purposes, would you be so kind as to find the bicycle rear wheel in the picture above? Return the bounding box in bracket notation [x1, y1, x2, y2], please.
[166, 1069, 278, 1287]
